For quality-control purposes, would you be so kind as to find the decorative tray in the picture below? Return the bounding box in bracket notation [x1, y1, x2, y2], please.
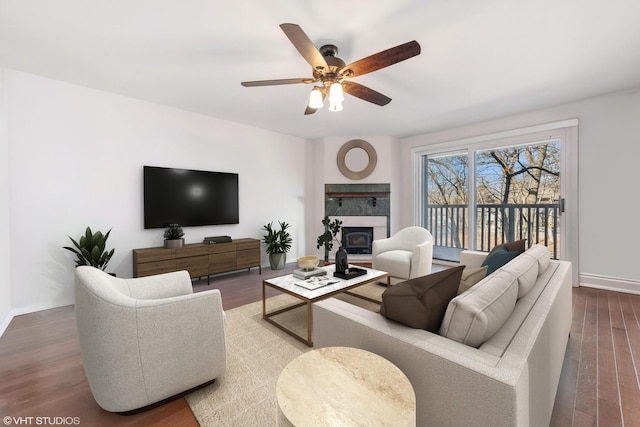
[333, 267, 367, 280]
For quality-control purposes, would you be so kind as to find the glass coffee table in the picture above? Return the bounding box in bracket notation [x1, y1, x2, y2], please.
[262, 264, 390, 347]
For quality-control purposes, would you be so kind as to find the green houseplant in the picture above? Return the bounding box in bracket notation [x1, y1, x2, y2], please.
[262, 221, 292, 270]
[316, 216, 343, 262]
[63, 226, 115, 270]
[164, 223, 185, 248]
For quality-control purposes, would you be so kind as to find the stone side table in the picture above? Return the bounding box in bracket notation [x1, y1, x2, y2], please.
[276, 346, 416, 426]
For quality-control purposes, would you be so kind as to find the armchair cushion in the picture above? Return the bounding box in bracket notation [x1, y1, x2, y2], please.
[372, 250, 412, 280]
[380, 266, 465, 332]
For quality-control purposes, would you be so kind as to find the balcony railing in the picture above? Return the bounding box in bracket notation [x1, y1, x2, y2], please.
[425, 203, 559, 260]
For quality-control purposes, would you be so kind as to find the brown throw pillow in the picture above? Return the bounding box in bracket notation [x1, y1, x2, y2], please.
[457, 265, 489, 294]
[380, 266, 465, 332]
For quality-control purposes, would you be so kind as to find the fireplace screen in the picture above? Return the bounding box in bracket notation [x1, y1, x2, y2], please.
[342, 227, 374, 254]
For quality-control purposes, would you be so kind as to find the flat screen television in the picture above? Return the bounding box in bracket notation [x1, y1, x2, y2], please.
[144, 166, 239, 229]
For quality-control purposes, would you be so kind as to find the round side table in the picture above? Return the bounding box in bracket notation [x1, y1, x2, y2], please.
[276, 346, 415, 426]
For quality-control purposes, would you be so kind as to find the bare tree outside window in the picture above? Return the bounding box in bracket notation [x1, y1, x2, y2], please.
[423, 152, 469, 260]
[476, 142, 560, 255]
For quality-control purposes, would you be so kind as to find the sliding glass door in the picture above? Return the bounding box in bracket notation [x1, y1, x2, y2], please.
[420, 132, 566, 262]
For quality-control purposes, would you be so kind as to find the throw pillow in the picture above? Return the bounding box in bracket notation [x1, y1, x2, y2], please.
[486, 239, 526, 258]
[481, 246, 520, 275]
[380, 266, 465, 332]
[457, 265, 489, 295]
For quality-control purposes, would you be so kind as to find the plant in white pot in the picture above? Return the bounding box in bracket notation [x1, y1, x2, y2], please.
[164, 224, 185, 248]
[262, 221, 292, 270]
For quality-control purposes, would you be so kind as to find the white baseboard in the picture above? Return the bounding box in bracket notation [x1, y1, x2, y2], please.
[11, 301, 69, 317]
[579, 273, 640, 296]
[0, 301, 73, 338]
[0, 310, 14, 338]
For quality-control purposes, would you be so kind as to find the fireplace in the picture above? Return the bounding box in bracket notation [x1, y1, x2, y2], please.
[342, 227, 374, 255]
[329, 216, 387, 260]
[324, 183, 390, 260]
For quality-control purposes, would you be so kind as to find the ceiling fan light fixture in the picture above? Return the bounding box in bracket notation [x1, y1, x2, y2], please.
[308, 88, 324, 109]
[329, 82, 344, 103]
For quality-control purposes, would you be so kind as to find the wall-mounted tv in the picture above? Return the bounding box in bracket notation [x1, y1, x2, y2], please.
[144, 166, 239, 229]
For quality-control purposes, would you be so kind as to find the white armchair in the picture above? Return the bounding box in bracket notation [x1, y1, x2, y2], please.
[372, 226, 433, 284]
[74, 266, 226, 413]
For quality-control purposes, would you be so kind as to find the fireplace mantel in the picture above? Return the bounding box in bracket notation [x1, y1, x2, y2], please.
[325, 191, 390, 199]
[324, 184, 390, 223]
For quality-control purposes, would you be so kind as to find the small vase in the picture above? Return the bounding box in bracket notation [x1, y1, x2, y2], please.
[335, 246, 348, 273]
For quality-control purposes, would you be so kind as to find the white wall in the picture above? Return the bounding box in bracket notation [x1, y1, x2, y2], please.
[6, 70, 308, 314]
[401, 87, 640, 293]
[0, 67, 11, 333]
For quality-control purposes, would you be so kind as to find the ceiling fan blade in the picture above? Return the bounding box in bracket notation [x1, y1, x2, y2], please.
[279, 23, 328, 71]
[340, 40, 421, 77]
[241, 78, 312, 87]
[342, 81, 391, 106]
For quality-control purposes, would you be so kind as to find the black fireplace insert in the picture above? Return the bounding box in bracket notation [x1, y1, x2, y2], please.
[342, 227, 374, 254]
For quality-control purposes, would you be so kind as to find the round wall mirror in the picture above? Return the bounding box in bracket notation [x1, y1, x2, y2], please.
[336, 139, 377, 180]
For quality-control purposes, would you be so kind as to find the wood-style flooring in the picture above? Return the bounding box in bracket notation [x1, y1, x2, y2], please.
[1, 265, 639, 426]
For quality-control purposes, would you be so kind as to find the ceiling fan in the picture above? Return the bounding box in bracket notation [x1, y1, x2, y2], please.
[241, 23, 421, 114]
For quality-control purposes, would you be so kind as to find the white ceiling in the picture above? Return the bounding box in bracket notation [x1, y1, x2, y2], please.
[1, 0, 639, 139]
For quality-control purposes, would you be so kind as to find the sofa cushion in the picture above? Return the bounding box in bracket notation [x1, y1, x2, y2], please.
[440, 269, 518, 347]
[374, 250, 412, 279]
[380, 266, 465, 332]
[501, 244, 551, 299]
[457, 266, 488, 295]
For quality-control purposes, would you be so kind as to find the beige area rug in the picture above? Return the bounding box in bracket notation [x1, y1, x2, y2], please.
[185, 282, 386, 426]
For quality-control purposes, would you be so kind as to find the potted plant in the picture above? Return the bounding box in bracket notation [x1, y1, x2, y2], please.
[63, 226, 115, 271]
[316, 216, 344, 264]
[262, 221, 292, 270]
[164, 224, 185, 248]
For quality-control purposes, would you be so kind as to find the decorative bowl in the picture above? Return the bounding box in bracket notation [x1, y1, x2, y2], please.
[297, 256, 320, 271]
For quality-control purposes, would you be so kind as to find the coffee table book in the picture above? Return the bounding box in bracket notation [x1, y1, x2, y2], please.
[293, 268, 327, 279]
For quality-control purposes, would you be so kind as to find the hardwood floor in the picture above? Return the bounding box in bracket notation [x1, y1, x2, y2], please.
[550, 286, 640, 427]
[1, 265, 639, 426]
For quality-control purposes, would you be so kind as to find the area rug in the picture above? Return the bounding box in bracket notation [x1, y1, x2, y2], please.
[185, 282, 385, 426]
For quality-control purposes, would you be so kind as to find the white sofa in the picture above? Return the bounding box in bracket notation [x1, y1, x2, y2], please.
[314, 245, 572, 427]
[74, 266, 226, 413]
